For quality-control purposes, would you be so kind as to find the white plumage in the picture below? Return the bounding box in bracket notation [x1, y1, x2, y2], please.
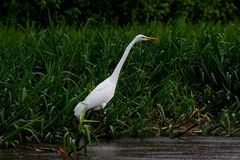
[74, 34, 158, 119]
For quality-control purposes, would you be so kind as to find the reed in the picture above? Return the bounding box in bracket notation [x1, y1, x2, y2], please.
[0, 20, 239, 148]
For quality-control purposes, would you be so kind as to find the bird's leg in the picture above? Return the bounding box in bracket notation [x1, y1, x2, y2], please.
[78, 135, 88, 156]
[95, 110, 100, 121]
[95, 103, 106, 121]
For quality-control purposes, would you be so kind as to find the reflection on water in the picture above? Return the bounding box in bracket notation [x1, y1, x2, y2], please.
[1, 136, 240, 160]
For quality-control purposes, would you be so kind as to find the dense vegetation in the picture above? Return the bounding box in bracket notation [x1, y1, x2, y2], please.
[0, 20, 239, 151]
[1, 0, 240, 26]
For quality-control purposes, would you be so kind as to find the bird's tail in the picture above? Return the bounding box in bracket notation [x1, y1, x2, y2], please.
[74, 102, 87, 119]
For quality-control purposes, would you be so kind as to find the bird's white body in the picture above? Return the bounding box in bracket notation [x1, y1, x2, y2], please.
[84, 77, 116, 110]
[74, 77, 116, 118]
[74, 34, 157, 119]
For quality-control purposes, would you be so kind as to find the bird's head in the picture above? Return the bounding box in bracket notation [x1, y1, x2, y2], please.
[135, 34, 158, 42]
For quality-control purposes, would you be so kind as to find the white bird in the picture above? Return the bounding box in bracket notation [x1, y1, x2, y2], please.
[74, 34, 158, 119]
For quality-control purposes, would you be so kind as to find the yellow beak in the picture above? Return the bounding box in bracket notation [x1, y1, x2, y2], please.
[144, 36, 158, 41]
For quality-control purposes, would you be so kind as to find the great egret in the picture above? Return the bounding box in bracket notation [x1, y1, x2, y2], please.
[74, 34, 158, 119]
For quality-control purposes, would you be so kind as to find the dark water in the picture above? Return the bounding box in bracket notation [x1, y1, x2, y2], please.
[1, 136, 240, 160]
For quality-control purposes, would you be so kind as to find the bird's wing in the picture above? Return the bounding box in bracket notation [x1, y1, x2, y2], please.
[84, 77, 116, 109]
[91, 77, 113, 92]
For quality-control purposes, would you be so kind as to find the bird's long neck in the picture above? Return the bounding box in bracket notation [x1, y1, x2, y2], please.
[110, 39, 137, 83]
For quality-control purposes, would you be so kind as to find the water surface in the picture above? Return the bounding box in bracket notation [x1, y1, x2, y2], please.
[1, 136, 240, 160]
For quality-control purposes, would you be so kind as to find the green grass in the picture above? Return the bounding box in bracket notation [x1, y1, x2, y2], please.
[0, 20, 240, 148]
